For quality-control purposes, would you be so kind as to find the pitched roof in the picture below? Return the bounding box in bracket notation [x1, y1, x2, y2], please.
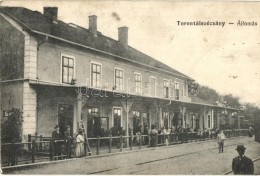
[190, 96, 241, 110]
[0, 7, 193, 80]
[190, 96, 215, 106]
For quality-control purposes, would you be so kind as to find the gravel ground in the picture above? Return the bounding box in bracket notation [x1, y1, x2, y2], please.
[4, 136, 260, 175]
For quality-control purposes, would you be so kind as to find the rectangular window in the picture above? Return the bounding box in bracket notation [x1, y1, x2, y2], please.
[62, 56, 74, 84]
[163, 80, 169, 98]
[174, 83, 179, 100]
[115, 69, 124, 91]
[88, 107, 100, 117]
[133, 110, 140, 117]
[91, 63, 101, 88]
[134, 73, 142, 94]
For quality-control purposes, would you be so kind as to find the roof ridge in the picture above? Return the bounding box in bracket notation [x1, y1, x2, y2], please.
[0, 6, 193, 80]
[191, 95, 216, 106]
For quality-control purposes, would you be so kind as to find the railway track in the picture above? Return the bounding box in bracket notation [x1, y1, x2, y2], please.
[3, 137, 257, 175]
[88, 141, 257, 175]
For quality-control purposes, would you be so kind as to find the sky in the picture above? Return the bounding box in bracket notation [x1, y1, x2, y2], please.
[1, 0, 260, 107]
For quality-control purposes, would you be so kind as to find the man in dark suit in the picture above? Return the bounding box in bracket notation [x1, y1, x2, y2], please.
[52, 125, 63, 159]
[64, 125, 73, 158]
[232, 145, 254, 175]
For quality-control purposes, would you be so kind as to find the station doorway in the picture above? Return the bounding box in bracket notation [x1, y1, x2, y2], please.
[58, 104, 74, 136]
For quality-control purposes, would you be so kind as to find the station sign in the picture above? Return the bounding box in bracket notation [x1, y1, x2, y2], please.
[3, 110, 13, 117]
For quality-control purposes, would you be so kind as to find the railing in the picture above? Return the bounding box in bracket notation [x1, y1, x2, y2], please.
[1, 140, 51, 166]
[1, 129, 249, 167]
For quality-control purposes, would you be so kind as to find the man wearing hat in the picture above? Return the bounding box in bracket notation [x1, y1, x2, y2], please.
[52, 125, 62, 139]
[52, 125, 63, 159]
[64, 126, 73, 158]
[232, 144, 254, 175]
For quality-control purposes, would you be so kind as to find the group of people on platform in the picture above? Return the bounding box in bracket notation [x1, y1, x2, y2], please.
[51, 123, 86, 159]
[50, 123, 255, 174]
[51, 122, 255, 166]
[107, 123, 226, 148]
[51, 125, 72, 159]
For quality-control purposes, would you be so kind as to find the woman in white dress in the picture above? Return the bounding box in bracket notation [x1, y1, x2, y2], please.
[75, 129, 85, 157]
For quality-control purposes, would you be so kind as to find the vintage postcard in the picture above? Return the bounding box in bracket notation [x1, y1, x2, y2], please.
[0, 0, 259, 174]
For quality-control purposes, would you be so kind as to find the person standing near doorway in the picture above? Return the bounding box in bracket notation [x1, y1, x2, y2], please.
[64, 125, 73, 158]
[150, 124, 158, 147]
[52, 125, 63, 159]
[217, 130, 226, 153]
[144, 125, 149, 145]
[75, 128, 85, 157]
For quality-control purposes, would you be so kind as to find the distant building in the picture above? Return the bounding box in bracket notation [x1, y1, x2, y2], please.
[0, 7, 241, 141]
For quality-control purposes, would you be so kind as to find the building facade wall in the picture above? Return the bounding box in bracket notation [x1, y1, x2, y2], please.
[1, 82, 24, 115]
[34, 41, 194, 136]
[36, 87, 77, 137]
[0, 13, 25, 133]
[36, 88, 160, 137]
[22, 82, 37, 138]
[23, 34, 38, 138]
[0, 13, 25, 127]
[0, 13, 38, 140]
[0, 14, 24, 80]
[37, 42, 190, 101]
[1, 10, 242, 141]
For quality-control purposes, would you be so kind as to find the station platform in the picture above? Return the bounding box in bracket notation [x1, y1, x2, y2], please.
[2, 136, 259, 174]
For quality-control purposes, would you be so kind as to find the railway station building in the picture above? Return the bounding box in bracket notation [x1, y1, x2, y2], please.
[0, 7, 242, 141]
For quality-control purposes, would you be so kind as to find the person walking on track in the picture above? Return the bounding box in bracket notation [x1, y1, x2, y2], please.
[217, 130, 226, 153]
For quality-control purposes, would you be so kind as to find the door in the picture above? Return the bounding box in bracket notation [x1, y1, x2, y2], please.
[213, 114, 217, 128]
[133, 111, 141, 134]
[100, 117, 109, 136]
[87, 107, 100, 137]
[142, 113, 149, 128]
[196, 118, 200, 129]
[163, 111, 169, 129]
[58, 104, 74, 136]
[93, 117, 101, 137]
[172, 112, 178, 127]
[113, 108, 122, 133]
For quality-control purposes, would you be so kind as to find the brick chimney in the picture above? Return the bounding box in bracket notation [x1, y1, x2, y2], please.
[118, 26, 128, 47]
[89, 15, 97, 37]
[43, 7, 58, 20]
